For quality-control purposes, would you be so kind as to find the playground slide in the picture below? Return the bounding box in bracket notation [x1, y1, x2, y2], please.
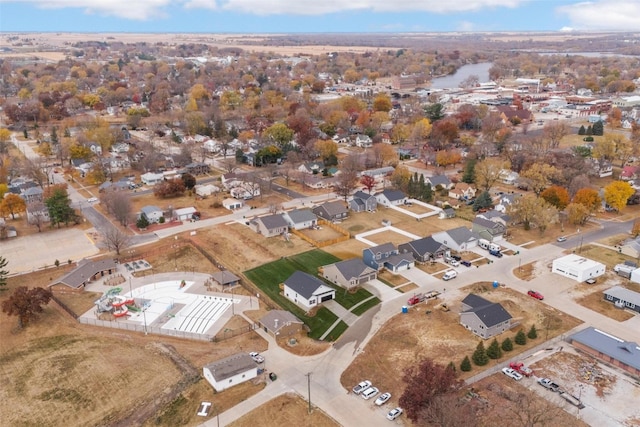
[113, 305, 129, 317]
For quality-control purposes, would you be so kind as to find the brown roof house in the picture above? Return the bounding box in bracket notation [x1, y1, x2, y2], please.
[49, 258, 118, 293]
[259, 310, 305, 338]
[459, 293, 512, 339]
[203, 353, 258, 392]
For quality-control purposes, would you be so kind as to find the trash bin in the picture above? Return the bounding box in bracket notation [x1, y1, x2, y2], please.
[269, 372, 277, 381]
[402, 306, 408, 314]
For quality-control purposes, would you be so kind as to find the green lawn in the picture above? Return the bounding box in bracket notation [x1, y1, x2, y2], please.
[245, 249, 379, 340]
[351, 297, 381, 316]
[323, 321, 349, 342]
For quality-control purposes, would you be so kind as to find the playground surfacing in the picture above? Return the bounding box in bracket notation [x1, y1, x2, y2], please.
[83, 272, 253, 339]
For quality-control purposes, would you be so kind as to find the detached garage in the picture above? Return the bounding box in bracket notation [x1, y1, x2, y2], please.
[552, 254, 605, 282]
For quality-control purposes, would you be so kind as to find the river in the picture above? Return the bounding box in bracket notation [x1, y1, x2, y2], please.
[430, 62, 493, 90]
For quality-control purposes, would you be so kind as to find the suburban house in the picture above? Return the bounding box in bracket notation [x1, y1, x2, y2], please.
[249, 214, 289, 238]
[258, 310, 305, 338]
[459, 293, 513, 339]
[210, 270, 240, 289]
[448, 183, 476, 201]
[432, 227, 479, 252]
[350, 190, 378, 212]
[0, 220, 18, 239]
[426, 174, 453, 190]
[141, 172, 164, 186]
[203, 353, 258, 392]
[495, 194, 521, 213]
[375, 189, 408, 207]
[282, 209, 318, 230]
[183, 162, 210, 175]
[568, 327, 640, 378]
[603, 286, 640, 314]
[472, 217, 506, 242]
[398, 236, 448, 263]
[355, 134, 373, 148]
[313, 201, 348, 222]
[303, 175, 332, 189]
[298, 161, 324, 175]
[20, 186, 44, 204]
[221, 172, 245, 190]
[439, 208, 456, 219]
[360, 167, 395, 185]
[195, 184, 221, 197]
[175, 207, 198, 221]
[49, 258, 118, 293]
[499, 169, 520, 186]
[26, 205, 50, 224]
[363, 243, 416, 273]
[222, 198, 243, 210]
[321, 258, 377, 290]
[552, 254, 606, 282]
[283, 271, 336, 310]
[620, 165, 640, 181]
[476, 210, 511, 227]
[140, 205, 164, 223]
[99, 180, 130, 192]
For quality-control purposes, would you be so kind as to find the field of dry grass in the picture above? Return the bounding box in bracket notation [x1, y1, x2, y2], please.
[229, 393, 339, 427]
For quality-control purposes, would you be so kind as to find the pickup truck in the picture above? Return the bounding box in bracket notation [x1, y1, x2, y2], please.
[538, 378, 561, 392]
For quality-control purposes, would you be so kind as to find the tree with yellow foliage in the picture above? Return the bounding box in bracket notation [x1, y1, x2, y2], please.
[604, 180, 635, 212]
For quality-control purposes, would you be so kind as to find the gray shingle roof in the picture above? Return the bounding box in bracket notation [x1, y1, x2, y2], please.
[446, 226, 478, 245]
[331, 258, 376, 280]
[204, 353, 256, 381]
[284, 271, 329, 299]
[51, 258, 118, 289]
[352, 190, 375, 200]
[428, 175, 451, 186]
[367, 242, 397, 256]
[255, 213, 288, 230]
[461, 293, 512, 327]
[286, 209, 317, 224]
[400, 236, 446, 256]
[313, 201, 347, 218]
[211, 270, 240, 285]
[377, 189, 406, 202]
[569, 327, 640, 371]
[141, 205, 162, 215]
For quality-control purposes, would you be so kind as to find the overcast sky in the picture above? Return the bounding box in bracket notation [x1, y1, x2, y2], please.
[1, 0, 639, 33]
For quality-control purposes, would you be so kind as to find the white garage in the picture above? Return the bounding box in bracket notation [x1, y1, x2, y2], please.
[552, 254, 605, 282]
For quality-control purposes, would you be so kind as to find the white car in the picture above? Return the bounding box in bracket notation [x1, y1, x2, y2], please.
[249, 352, 264, 363]
[352, 380, 372, 395]
[375, 392, 391, 406]
[87, 197, 98, 203]
[361, 386, 379, 400]
[442, 270, 457, 281]
[449, 259, 460, 267]
[502, 367, 523, 381]
[387, 407, 403, 421]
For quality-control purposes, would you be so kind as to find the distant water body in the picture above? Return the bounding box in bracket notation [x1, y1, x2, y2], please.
[430, 62, 492, 90]
[529, 51, 638, 58]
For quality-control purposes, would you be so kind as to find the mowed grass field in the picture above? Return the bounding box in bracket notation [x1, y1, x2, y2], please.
[245, 249, 379, 340]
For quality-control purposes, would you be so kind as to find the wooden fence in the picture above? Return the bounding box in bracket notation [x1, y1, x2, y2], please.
[290, 219, 351, 248]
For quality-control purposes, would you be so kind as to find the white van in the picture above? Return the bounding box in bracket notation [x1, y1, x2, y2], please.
[442, 270, 457, 281]
[361, 386, 379, 400]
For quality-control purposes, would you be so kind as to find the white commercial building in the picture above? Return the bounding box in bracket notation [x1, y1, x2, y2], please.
[203, 353, 257, 392]
[551, 254, 605, 282]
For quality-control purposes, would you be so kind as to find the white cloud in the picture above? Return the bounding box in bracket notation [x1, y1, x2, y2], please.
[3, 0, 527, 19]
[556, 0, 640, 31]
[456, 21, 476, 32]
[219, 0, 526, 15]
[559, 27, 574, 32]
[13, 0, 173, 20]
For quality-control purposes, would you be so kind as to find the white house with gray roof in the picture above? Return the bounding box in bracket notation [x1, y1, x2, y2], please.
[603, 286, 640, 314]
[472, 216, 506, 241]
[283, 271, 335, 310]
[432, 227, 479, 252]
[140, 205, 164, 223]
[249, 213, 289, 237]
[203, 352, 258, 392]
[375, 189, 407, 207]
[398, 236, 447, 263]
[282, 209, 317, 230]
[426, 174, 453, 189]
[459, 293, 512, 339]
[322, 258, 377, 290]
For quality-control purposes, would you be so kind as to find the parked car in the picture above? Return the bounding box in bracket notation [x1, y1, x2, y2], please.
[445, 257, 460, 267]
[442, 270, 457, 281]
[450, 254, 462, 261]
[538, 378, 561, 392]
[87, 197, 98, 203]
[361, 386, 379, 400]
[375, 392, 391, 406]
[352, 380, 372, 395]
[502, 367, 523, 381]
[527, 290, 544, 300]
[461, 260, 472, 267]
[249, 352, 264, 363]
[387, 407, 403, 421]
[556, 236, 567, 242]
[489, 249, 503, 258]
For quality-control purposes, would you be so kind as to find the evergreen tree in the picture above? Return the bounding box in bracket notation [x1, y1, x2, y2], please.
[592, 120, 604, 136]
[472, 341, 489, 366]
[136, 215, 150, 229]
[515, 329, 527, 345]
[462, 158, 477, 184]
[50, 126, 58, 145]
[501, 337, 513, 352]
[460, 356, 472, 372]
[45, 188, 76, 228]
[0, 256, 8, 290]
[473, 190, 493, 212]
[23, 129, 28, 138]
[63, 127, 71, 138]
[578, 125, 586, 135]
[486, 338, 502, 360]
[527, 324, 538, 339]
[447, 361, 456, 372]
[422, 182, 433, 202]
[586, 125, 593, 135]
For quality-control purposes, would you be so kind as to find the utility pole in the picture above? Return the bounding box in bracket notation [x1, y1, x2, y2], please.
[306, 372, 312, 414]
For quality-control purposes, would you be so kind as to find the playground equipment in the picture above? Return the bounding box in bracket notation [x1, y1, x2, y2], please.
[94, 291, 134, 318]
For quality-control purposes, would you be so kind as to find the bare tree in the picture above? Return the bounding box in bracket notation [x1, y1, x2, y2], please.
[543, 121, 570, 149]
[103, 227, 132, 256]
[27, 202, 48, 232]
[219, 158, 237, 174]
[100, 190, 132, 226]
[419, 393, 479, 427]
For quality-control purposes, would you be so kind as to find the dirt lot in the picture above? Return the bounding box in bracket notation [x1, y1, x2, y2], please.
[529, 351, 640, 426]
[229, 393, 339, 427]
[341, 282, 582, 409]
